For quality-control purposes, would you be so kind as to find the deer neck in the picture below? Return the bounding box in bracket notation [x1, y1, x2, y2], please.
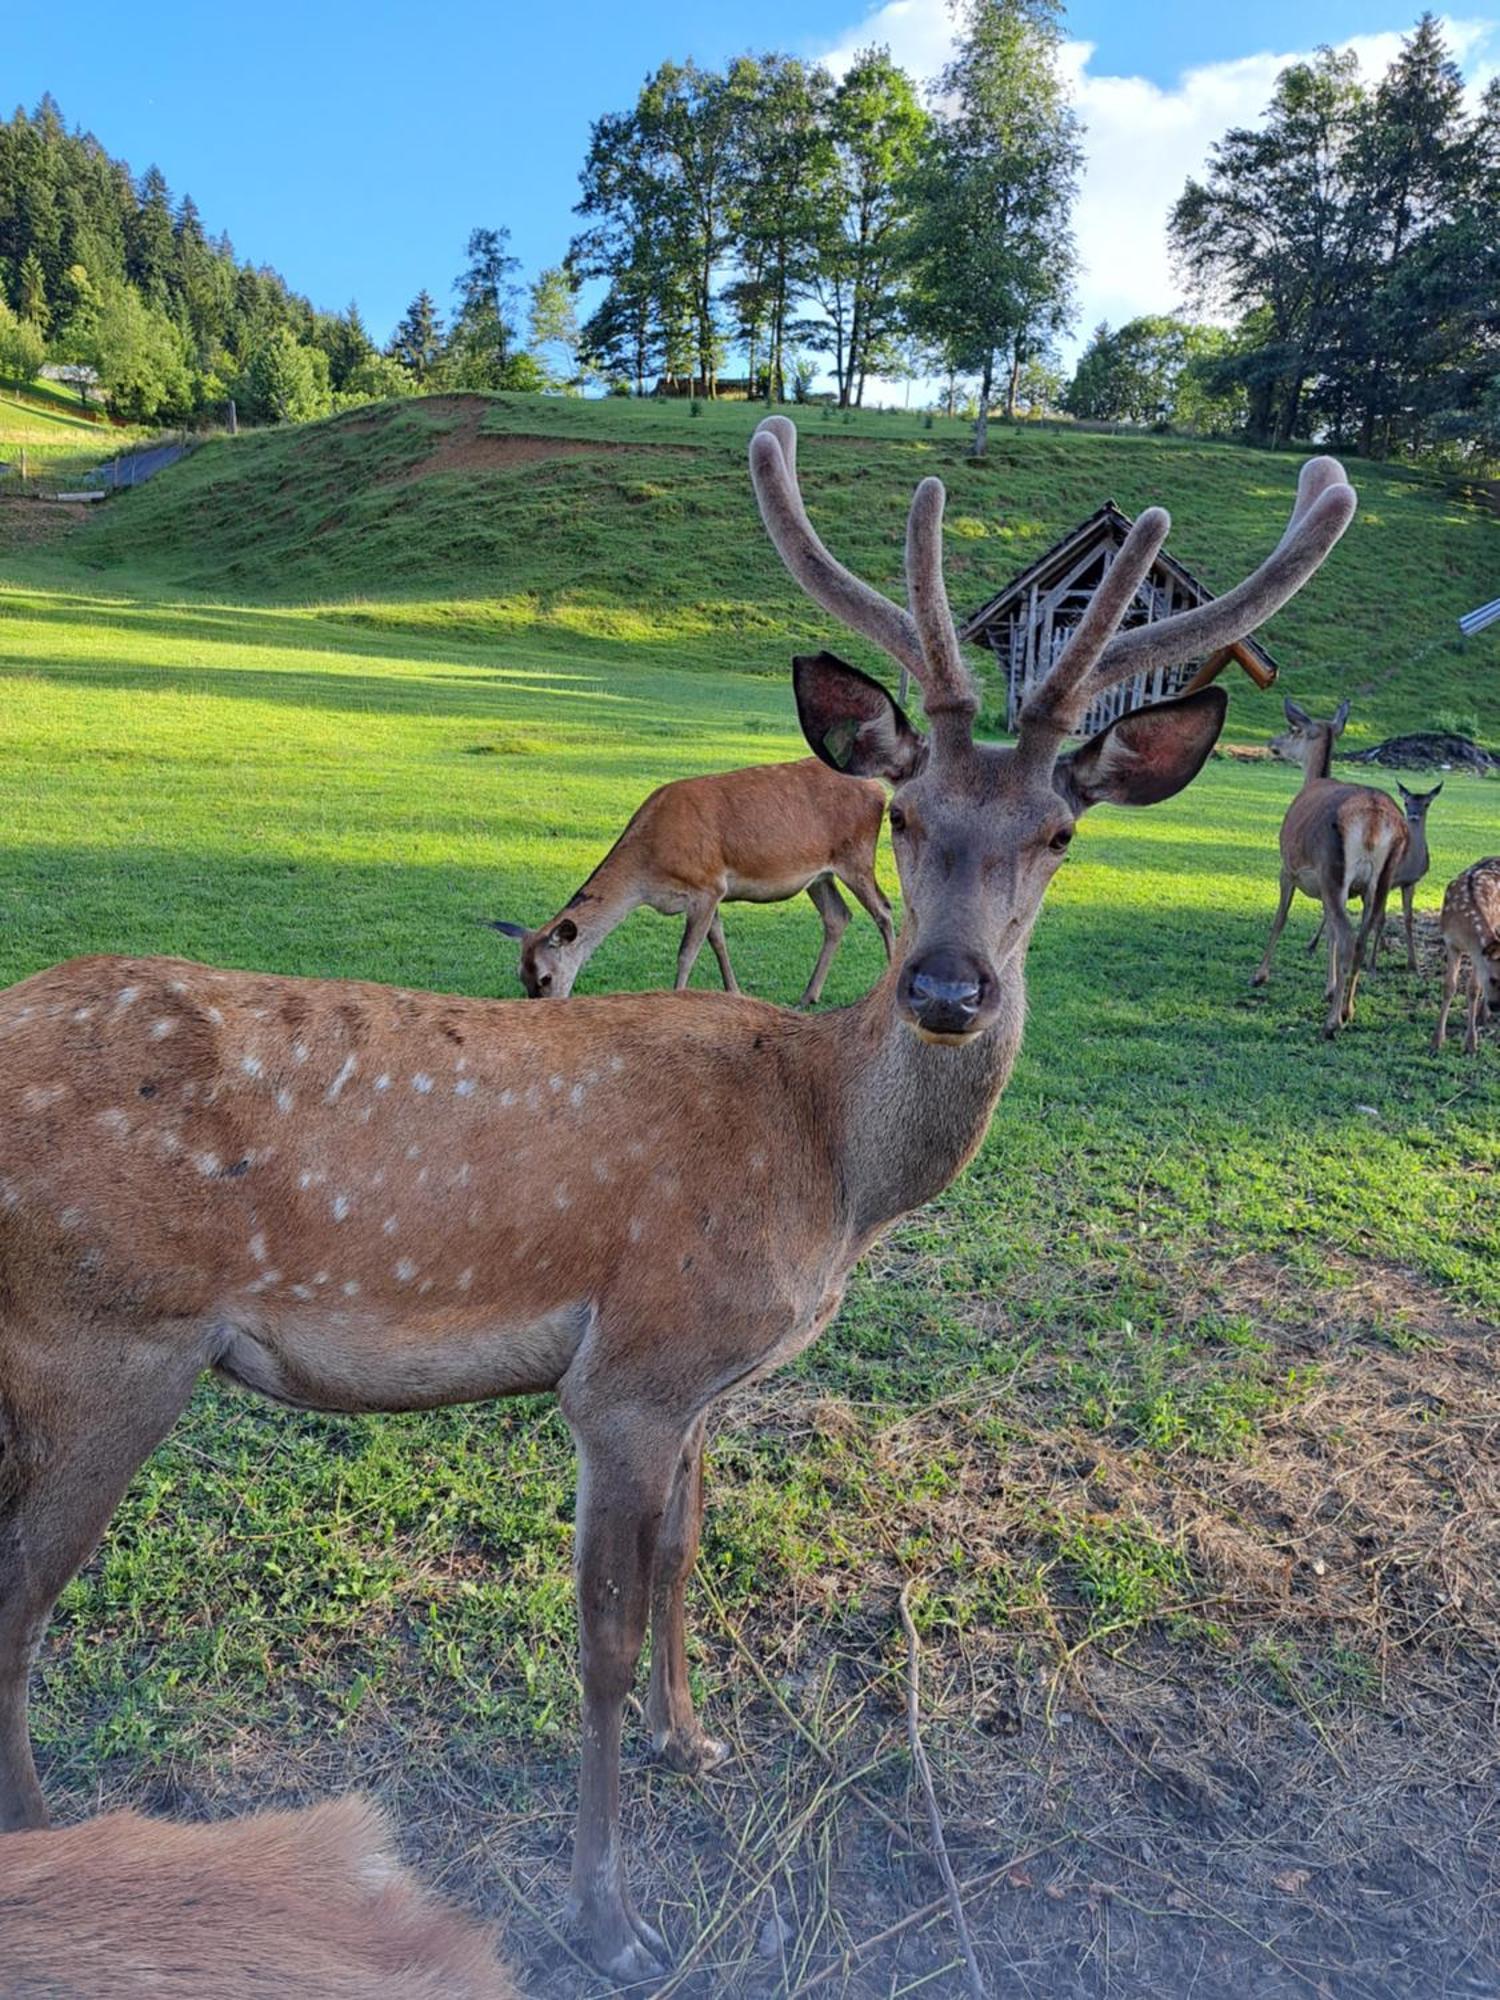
[558, 850, 645, 957]
[1300, 730, 1336, 785]
[823, 959, 1026, 1242]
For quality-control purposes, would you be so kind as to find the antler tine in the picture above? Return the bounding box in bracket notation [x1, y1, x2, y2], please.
[905, 477, 977, 718]
[1017, 507, 1171, 751]
[1081, 461, 1357, 697]
[748, 417, 927, 688]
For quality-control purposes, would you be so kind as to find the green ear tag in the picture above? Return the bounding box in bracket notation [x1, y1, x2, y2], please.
[823, 719, 859, 770]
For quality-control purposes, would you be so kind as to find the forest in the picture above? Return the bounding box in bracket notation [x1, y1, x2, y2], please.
[1, 2, 1495, 465]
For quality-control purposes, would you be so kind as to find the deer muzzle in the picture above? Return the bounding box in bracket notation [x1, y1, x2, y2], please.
[898, 948, 997, 1043]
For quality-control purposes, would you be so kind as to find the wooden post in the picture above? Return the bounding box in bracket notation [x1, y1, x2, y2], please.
[227, 398, 238, 436]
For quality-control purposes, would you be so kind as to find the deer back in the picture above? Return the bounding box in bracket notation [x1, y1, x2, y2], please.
[0, 1797, 515, 2000]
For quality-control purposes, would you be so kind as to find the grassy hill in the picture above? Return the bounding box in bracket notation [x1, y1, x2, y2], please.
[16, 389, 1499, 742]
[3, 392, 1500, 1996]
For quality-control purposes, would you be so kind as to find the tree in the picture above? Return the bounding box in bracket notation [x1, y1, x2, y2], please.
[447, 225, 521, 385]
[905, 0, 1081, 456]
[76, 277, 191, 421]
[1064, 315, 1236, 428]
[387, 289, 444, 382]
[529, 264, 581, 386]
[340, 350, 415, 404]
[733, 54, 834, 402]
[0, 298, 45, 385]
[815, 48, 927, 406]
[1170, 49, 1368, 446]
[238, 326, 331, 423]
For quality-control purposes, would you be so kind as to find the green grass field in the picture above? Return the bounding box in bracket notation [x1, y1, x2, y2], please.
[2, 394, 1499, 1997]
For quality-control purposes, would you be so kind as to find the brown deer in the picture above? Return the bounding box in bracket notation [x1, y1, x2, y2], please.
[1250, 698, 1408, 1034]
[0, 1795, 515, 1998]
[1307, 779, 1441, 971]
[489, 732, 898, 1005]
[0, 418, 1355, 1980]
[1434, 857, 1500, 1053]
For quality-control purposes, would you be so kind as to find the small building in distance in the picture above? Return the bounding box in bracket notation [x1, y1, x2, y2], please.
[957, 501, 1279, 737]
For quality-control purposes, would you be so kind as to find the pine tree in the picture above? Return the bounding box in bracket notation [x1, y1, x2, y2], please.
[387, 289, 444, 382]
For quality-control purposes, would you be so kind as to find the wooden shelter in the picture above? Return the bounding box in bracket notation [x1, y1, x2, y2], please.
[957, 501, 1279, 737]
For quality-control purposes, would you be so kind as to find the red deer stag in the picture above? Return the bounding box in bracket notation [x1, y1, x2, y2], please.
[0, 1795, 515, 1998]
[1250, 698, 1407, 1034]
[0, 418, 1355, 1980]
[1307, 779, 1441, 971]
[489, 731, 898, 1004]
[1434, 857, 1500, 1053]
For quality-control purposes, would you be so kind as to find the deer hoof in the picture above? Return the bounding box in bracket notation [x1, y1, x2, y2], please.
[1249, 969, 1270, 988]
[574, 1889, 669, 1983]
[652, 1726, 731, 1777]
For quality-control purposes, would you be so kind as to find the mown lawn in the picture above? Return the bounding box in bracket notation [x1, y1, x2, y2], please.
[2, 421, 1499, 1996]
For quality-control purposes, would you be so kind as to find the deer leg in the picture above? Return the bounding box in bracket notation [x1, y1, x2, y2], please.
[674, 899, 720, 990]
[0, 1323, 200, 1831]
[1402, 885, 1417, 972]
[1348, 860, 1396, 1023]
[645, 1415, 726, 1775]
[565, 1409, 684, 1981]
[706, 912, 739, 994]
[837, 860, 897, 963]
[1323, 902, 1356, 1036]
[798, 876, 851, 1008]
[1251, 873, 1296, 986]
[1434, 949, 1462, 1050]
[1306, 913, 1325, 955]
[1466, 971, 1484, 1055]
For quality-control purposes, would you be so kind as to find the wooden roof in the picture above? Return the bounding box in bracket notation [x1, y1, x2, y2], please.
[956, 500, 1279, 682]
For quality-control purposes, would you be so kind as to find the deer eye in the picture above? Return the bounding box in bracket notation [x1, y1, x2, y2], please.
[888, 807, 907, 834]
[1049, 826, 1074, 853]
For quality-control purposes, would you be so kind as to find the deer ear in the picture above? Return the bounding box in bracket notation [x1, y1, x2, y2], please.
[1057, 688, 1228, 812]
[793, 652, 925, 783]
[486, 920, 529, 940]
[1283, 697, 1312, 728]
[551, 918, 579, 946]
[1332, 698, 1351, 734]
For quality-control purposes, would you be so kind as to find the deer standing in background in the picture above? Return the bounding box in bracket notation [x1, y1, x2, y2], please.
[1434, 857, 1500, 1053]
[1251, 698, 1407, 1035]
[0, 1796, 515, 1999]
[489, 733, 898, 1005]
[0, 419, 1355, 1980]
[1307, 779, 1441, 971]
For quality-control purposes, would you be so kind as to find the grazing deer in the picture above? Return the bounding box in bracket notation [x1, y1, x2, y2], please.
[1307, 780, 1441, 970]
[0, 418, 1355, 1980]
[1434, 857, 1500, 1053]
[0, 1795, 515, 1998]
[489, 736, 897, 1006]
[1251, 698, 1408, 1035]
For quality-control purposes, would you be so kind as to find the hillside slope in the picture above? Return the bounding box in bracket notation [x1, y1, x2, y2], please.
[18, 391, 1500, 741]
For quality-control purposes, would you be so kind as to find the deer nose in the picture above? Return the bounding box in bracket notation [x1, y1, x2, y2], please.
[900, 950, 991, 1038]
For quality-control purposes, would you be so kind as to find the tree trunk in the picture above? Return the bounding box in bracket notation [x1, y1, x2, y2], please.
[971, 354, 994, 458]
[1005, 343, 1022, 420]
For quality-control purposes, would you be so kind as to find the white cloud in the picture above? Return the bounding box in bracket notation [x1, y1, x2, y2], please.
[813, 3, 1500, 367]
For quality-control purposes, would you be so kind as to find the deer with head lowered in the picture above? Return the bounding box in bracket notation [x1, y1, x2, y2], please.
[0, 419, 1355, 1981]
[1251, 697, 1408, 1034]
[488, 738, 899, 1004]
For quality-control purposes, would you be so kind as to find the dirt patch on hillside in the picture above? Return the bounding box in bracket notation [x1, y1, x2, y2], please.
[0, 497, 94, 546]
[390, 431, 646, 482]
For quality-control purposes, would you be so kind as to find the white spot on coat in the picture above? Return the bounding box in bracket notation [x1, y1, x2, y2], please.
[22, 1085, 65, 1112]
[150, 1018, 177, 1040]
[456, 1268, 473, 1291]
[194, 1152, 221, 1177]
[325, 1054, 358, 1102]
[394, 1258, 417, 1282]
[455, 1077, 476, 1098]
[96, 1108, 130, 1137]
[241, 1055, 263, 1078]
[331, 1194, 352, 1222]
[343, 1280, 361, 1297]
[383, 1215, 399, 1236]
[292, 1041, 310, 1064]
[411, 1073, 434, 1094]
[248, 1232, 269, 1264]
[276, 1089, 295, 1114]
[113, 986, 139, 1012]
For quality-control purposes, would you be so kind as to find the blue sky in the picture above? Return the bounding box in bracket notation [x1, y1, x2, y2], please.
[10, 1, 1497, 364]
